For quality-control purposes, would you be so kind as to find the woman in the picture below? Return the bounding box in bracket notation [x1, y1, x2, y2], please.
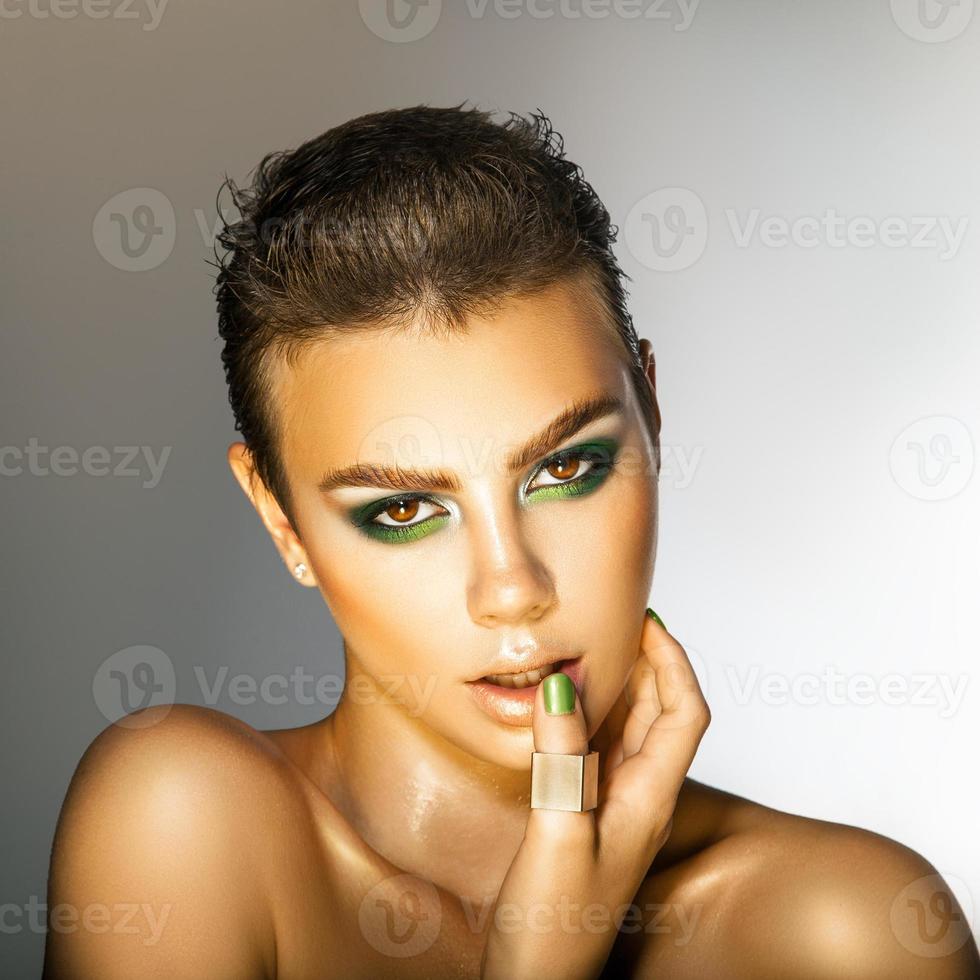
[45, 104, 979, 978]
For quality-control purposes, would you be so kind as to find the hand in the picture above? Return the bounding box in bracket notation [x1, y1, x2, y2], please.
[479, 610, 711, 979]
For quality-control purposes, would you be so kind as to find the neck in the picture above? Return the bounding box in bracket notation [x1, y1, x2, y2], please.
[318, 668, 537, 903]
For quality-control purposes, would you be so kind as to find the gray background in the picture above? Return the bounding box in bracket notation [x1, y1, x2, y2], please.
[2, 1, 979, 975]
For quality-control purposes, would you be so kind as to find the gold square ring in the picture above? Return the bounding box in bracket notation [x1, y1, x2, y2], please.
[529, 750, 599, 811]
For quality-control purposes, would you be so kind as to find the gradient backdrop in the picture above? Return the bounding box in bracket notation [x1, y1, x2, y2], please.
[2, 1, 979, 975]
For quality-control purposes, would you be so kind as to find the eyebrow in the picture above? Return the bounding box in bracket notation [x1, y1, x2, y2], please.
[317, 391, 625, 495]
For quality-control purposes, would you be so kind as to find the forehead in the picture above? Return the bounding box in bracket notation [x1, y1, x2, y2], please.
[272, 278, 631, 477]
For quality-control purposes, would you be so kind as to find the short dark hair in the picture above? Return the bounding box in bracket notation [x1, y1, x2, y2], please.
[213, 102, 655, 524]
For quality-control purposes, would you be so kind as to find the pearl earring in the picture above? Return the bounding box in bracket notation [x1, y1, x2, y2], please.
[293, 562, 308, 580]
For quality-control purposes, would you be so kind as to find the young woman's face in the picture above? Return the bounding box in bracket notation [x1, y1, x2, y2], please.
[252, 276, 659, 770]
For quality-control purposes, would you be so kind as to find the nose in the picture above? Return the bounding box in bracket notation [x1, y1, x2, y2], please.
[466, 501, 557, 628]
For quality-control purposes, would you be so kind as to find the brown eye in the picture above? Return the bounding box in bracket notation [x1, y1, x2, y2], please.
[367, 496, 448, 529]
[545, 454, 582, 482]
[384, 499, 419, 523]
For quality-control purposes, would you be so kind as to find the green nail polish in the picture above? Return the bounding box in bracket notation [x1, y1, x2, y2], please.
[543, 672, 575, 715]
[646, 607, 666, 628]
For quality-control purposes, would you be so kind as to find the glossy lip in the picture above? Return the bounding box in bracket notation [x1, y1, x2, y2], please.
[465, 656, 585, 728]
[473, 647, 571, 680]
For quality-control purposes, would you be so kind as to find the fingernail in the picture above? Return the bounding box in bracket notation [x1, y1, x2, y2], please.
[543, 672, 575, 715]
[646, 607, 666, 629]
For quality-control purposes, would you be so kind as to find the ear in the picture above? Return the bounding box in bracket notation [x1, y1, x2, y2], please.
[637, 339, 662, 472]
[226, 442, 317, 587]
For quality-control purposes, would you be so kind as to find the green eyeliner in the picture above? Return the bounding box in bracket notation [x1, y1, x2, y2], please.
[349, 437, 620, 544]
[357, 513, 450, 543]
[524, 438, 618, 504]
[348, 495, 451, 544]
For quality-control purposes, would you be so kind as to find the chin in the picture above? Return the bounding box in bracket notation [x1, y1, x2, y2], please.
[450, 723, 536, 771]
[492, 749, 537, 774]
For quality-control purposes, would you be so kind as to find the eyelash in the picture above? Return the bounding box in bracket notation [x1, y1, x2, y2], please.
[350, 440, 619, 544]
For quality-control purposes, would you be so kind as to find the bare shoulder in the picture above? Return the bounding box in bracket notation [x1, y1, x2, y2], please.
[621, 781, 980, 979]
[44, 704, 319, 979]
[713, 798, 978, 978]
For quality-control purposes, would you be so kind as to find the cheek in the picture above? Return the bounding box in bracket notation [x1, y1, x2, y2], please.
[561, 471, 656, 601]
[558, 474, 656, 688]
[302, 524, 442, 673]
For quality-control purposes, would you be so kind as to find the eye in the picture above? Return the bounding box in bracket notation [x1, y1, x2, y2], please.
[528, 451, 594, 489]
[350, 439, 619, 544]
[367, 497, 447, 529]
[525, 441, 618, 500]
[351, 494, 453, 543]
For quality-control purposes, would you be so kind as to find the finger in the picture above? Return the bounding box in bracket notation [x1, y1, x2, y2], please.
[629, 613, 710, 801]
[591, 690, 627, 781]
[590, 673, 626, 753]
[532, 670, 590, 755]
[596, 609, 664, 775]
[639, 612, 707, 732]
[527, 671, 595, 839]
[602, 735, 625, 782]
[620, 634, 663, 760]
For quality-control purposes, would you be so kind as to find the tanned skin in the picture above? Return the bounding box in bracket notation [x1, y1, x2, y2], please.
[45, 276, 980, 978]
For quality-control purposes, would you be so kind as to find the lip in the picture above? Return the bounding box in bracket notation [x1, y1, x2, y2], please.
[465, 656, 584, 727]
